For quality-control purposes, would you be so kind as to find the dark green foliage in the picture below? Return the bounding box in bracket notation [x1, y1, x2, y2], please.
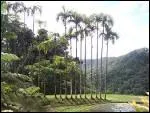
[85, 48, 149, 95]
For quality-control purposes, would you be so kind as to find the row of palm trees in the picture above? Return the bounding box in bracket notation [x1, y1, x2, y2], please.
[6, 2, 42, 34]
[7, 2, 119, 100]
[57, 6, 119, 100]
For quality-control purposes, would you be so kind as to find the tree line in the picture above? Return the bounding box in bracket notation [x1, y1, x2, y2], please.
[1, 1, 119, 101]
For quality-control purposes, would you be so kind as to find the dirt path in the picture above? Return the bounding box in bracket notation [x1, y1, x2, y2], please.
[89, 103, 136, 112]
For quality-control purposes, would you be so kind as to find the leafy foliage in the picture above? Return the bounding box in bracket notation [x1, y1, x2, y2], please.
[1, 52, 20, 62]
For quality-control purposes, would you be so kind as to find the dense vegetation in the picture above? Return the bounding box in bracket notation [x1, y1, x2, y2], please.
[85, 48, 149, 95]
[1, 1, 148, 112]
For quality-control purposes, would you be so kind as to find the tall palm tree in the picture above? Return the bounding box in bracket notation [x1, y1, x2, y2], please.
[50, 32, 60, 99]
[79, 29, 83, 98]
[90, 34, 93, 99]
[28, 5, 42, 34]
[80, 16, 94, 99]
[68, 11, 83, 99]
[66, 27, 76, 99]
[19, 2, 28, 28]
[87, 23, 95, 99]
[11, 2, 23, 20]
[76, 27, 84, 98]
[104, 26, 119, 100]
[90, 14, 103, 99]
[56, 6, 71, 99]
[100, 14, 114, 99]
[83, 16, 96, 99]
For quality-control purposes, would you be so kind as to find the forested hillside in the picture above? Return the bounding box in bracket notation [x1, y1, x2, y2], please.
[85, 48, 149, 95]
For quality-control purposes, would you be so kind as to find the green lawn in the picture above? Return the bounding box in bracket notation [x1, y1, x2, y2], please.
[45, 94, 148, 112]
[46, 94, 147, 103]
[105, 94, 148, 103]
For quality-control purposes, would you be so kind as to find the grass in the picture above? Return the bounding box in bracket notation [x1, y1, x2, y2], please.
[45, 94, 148, 112]
[105, 94, 148, 103]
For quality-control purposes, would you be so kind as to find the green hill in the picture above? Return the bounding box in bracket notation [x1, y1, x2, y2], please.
[84, 48, 149, 95]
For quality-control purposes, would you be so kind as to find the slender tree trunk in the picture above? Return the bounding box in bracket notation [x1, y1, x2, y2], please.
[96, 22, 99, 98]
[33, 14, 34, 34]
[84, 35, 87, 98]
[6, 41, 8, 52]
[65, 20, 67, 99]
[60, 74, 62, 99]
[70, 38, 73, 99]
[54, 36, 57, 99]
[38, 51, 40, 87]
[80, 37, 82, 98]
[75, 24, 77, 99]
[44, 79, 46, 97]
[100, 23, 104, 99]
[24, 11, 25, 28]
[105, 40, 108, 100]
[90, 36, 93, 99]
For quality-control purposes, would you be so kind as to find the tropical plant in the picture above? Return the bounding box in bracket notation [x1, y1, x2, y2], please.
[99, 13, 114, 99]
[65, 27, 76, 98]
[28, 5, 42, 34]
[56, 6, 71, 99]
[90, 13, 103, 99]
[104, 25, 119, 100]
[68, 11, 83, 98]
[81, 15, 94, 98]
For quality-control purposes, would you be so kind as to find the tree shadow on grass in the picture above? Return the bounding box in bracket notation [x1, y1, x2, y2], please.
[51, 95, 110, 107]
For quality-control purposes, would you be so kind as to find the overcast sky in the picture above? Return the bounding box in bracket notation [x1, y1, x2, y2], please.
[9, 1, 149, 59]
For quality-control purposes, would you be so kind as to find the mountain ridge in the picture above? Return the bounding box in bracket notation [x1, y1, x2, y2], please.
[84, 47, 149, 95]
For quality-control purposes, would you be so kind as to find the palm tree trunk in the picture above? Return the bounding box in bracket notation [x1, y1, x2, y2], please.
[38, 51, 40, 87]
[84, 35, 87, 98]
[65, 20, 67, 99]
[70, 76, 73, 99]
[60, 74, 62, 99]
[24, 11, 25, 28]
[96, 22, 99, 98]
[33, 14, 35, 34]
[90, 36, 93, 99]
[100, 23, 104, 99]
[70, 38, 73, 99]
[80, 37, 82, 98]
[44, 79, 46, 97]
[105, 40, 108, 100]
[75, 24, 77, 99]
[54, 36, 57, 99]
[7, 41, 9, 52]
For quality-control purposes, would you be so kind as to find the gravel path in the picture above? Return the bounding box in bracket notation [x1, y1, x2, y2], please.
[89, 103, 136, 112]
